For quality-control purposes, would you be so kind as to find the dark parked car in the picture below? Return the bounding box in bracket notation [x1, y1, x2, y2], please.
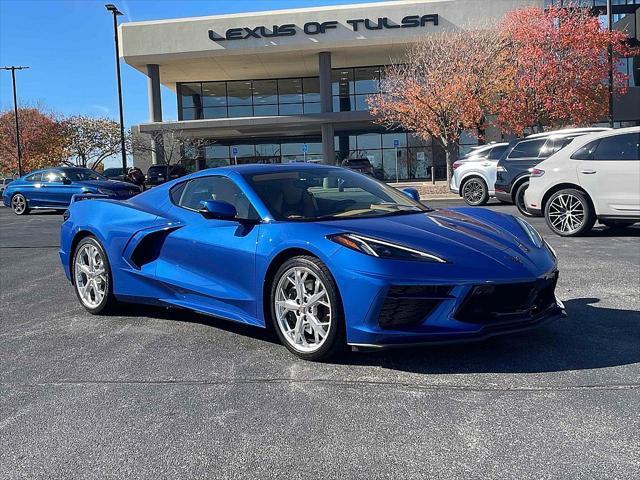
[494, 128, 610, 215]
[103, 168, 126, 181]
[341, 158, 384, 180]
[146, 164, 188, 187]
[0, 178, 14, 196]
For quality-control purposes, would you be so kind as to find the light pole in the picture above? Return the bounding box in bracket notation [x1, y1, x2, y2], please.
[607, 0, 614, 128]
[1, 66, 29, 177]
[105, 4, 127, 171]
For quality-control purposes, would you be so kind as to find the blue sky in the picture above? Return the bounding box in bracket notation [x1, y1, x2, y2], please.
[0, 0, 385, 126]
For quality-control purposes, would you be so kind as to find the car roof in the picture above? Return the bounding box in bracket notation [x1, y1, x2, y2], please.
[189, 162, 341, 178]
[525, 127, 612, 140]
[561, 126, 640, 149]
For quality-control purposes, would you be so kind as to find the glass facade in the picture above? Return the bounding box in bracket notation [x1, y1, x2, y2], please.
[178, 66, 383, 120]
[177, 130, 479, 181]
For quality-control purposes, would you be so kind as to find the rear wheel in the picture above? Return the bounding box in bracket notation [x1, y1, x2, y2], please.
[515, 182, 534, 217]
[461, 177, 489, 206]
[545, 189, 596, 237]
[11, 193, 29, 215]
[72, 236, 117, 314]
[270, 256, 345, 361]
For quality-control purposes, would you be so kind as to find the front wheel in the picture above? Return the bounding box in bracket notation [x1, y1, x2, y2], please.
[515, 182, 535, 217]
[461, 178, 489, 206]
[270, 256, 345, 361]
[545, 189, 596, 237]
[11, 193, 30, 215]
[72, 236, 118, 314]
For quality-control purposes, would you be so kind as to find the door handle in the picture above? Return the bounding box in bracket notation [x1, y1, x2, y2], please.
[580, 169, 597, 174]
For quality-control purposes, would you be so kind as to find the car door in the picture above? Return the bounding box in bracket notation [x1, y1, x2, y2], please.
[577, 132, 640, 216]
[41, 170, 78, 207]
[22, 172, 45, 205]
[154, 175, 262, 325]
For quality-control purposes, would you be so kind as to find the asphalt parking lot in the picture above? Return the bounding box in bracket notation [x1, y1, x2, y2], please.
[1, 199, 638, 479]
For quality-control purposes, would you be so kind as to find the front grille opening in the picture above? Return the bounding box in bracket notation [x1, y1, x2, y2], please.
[455, 273, 558, 324]
[378, 285, 453, 329]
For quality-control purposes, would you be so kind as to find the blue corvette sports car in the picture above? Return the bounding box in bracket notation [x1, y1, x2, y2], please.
[59, 163, 564, 360]
[3, 167, 140, 215]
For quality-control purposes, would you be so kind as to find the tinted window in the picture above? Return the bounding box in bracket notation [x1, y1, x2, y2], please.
[487, 144, 509, 160]
[43, 170, 63, 182]
[592, 133, 640, 161]
[169, 181, 187, 204]
[25, 173, 42, 182]
[571, 140, 599, 160]
[178, 176, 258, 219]
[62, 168, 105, 181]
[507, 139, 547, 159]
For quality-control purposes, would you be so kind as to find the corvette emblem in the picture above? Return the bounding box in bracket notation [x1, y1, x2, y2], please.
[511, 256, 523, 263]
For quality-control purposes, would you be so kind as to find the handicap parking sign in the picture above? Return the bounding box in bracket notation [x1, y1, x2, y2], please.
[393, 139, 400, 148]
[232, 147, 239, 156]
[302, 143, 308, 153]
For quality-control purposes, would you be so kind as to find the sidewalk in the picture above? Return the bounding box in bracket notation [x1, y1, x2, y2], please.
[388, 180, 459, 200]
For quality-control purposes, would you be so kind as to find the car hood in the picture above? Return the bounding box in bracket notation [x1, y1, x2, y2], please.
[76, 180, 135, 190]
[319, 207, 554, 278]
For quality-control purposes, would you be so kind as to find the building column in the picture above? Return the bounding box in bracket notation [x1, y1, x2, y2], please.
[318, 52, 336, 165]
[147, 64, 164, 165]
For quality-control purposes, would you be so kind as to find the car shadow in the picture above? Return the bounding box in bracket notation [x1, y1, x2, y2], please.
[340, 298, 640, 374]
[114, 298, 639, 373]
[587, 225, 640, 237]
[111, 303, 280, 345]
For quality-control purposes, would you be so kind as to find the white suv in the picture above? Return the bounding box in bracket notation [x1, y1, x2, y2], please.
[449, 142, 509, 205]
[524, 127, 640, 236]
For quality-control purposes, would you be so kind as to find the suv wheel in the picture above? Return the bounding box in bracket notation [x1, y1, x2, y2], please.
[461, 178, 489, 206]
[515, 182, 534, 217]
[545, 189, 596, 237]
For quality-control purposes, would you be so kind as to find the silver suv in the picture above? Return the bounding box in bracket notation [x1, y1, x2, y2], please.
[449, 143, 509, 206]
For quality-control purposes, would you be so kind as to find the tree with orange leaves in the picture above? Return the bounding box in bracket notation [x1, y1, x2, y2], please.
[497, 3, 636, 135]
[0, 107, 69, 176]
[368, 30, 511, 183]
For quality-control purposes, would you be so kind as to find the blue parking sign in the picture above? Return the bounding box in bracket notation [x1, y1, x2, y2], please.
[302, 143, 308, 153]
[393, 139, 400, 148]
[232, 146, 239, 156]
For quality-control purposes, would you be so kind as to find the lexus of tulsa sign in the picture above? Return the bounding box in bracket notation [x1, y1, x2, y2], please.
[208, 14, 439, 41]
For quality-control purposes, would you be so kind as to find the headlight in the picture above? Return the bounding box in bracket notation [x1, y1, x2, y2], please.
[515, 217, 543, 248]
[327, 233, 448, 263]
[97, 188, 116, 195]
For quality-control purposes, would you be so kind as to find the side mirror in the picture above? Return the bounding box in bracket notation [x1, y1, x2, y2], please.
[402, 187, 421, 203]
[62, 177, 72, 185]
[199, 200, 237, 220]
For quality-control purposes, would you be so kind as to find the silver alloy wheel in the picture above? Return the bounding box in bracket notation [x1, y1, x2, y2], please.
[274, 266, 332, 353]
[548, 193, 585, 234]
[74, 243, 107, 309]
[462, 179, 485, 204]
[11, 194, 26, 214]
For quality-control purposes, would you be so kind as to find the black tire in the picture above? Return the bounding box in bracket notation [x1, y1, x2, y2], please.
[515, 182, 535, 217]
[72, 236, 118, 314]
[10, 193, 30, 215]
[461, 177, 489, 206]
[270, 255, 346, 361]
[544, 189, 596, 237]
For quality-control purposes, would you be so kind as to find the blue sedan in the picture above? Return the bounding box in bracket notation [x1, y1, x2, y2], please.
[59, 163, 564, 360]
[3, 167, 141, 215]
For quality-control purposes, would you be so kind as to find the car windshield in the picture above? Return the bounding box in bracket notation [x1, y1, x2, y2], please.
[62, 168, 107, 181]
[244, 167, 430, 221]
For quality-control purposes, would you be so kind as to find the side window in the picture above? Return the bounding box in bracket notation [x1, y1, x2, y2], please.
[43, 170, 63, 182]
[169, 181, 187, 205]
[25, 173, 42, 182]
[507, 139, 547, 160]
[592, 133, 640, 161]
[487, 144, 508, 160]
[571, 140, 599, 160]
[178, 176, 259, 220]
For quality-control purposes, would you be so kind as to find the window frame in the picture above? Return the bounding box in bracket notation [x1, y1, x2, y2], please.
[169, 174, 260, 220]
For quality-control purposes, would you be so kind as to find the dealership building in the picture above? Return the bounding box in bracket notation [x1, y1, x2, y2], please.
[120, 0, 640, 181]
